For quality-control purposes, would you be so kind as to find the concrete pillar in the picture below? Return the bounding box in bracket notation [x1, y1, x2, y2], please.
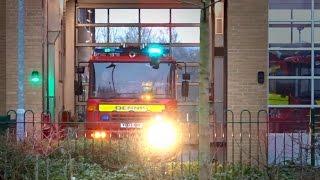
[227, 0, 268, 165]
[65, 0, 75, 115]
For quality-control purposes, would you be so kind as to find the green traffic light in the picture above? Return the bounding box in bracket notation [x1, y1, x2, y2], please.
[31, 76, 40, 83]
[30, 70, 41, 84]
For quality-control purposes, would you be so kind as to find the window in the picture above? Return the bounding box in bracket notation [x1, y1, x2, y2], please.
[269, 79, 311, 105]
[267, 0, 320, 165]
[90, 63, 174, 99]
[109, 9, 139, 23]
[141, 27, 170, 43]
[268, 0, 318, 135]
[172, 27, 200, 43]
[315, 23, 320, 47]
[269, 50, 311, 76]
[315, 1, 320, 20]
[268, 0, 317, 107]
[109, 27, 139, 43]
[269, 23, 312, 48]
[94, 9, 108, 23]
[95, 27, 108, 43]
[76, 47, 93, 62]
[269, 108, 309, 133]
[172, 47, 200, 62]
[171, 9, 200, 23]
[140, 9, 170, 23]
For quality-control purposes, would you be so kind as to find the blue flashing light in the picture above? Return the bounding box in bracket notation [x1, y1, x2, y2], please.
[148, 47, 162, 54]
[104, 48, 112, 53]
[147, 45, 164, 57]
[94, 47, 125, 54]
[101, 114, 110, 121]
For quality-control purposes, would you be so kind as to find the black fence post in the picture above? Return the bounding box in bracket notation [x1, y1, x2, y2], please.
[24, 110, 35, 138]
[310, 108, 315, 167]
[227, 110, 235, 164]
[7, 110, 17, 120]
[257, 110, 267, 167]
[240, 110, 251, 165]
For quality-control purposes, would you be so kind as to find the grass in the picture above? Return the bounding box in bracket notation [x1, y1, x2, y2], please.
[0, 132, 320, 179]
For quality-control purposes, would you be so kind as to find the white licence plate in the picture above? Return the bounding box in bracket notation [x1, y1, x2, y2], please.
[120, 123, 143, 129]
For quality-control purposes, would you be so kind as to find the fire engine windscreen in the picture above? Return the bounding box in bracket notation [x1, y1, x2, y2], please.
[90, 62, 174, 98]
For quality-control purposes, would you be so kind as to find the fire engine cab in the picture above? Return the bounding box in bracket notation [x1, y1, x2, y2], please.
[76, 44, 189, 150]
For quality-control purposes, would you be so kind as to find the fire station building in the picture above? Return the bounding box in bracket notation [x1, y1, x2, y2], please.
[1, 0, 320, 164]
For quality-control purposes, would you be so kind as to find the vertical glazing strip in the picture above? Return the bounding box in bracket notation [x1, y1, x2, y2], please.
[169, 9, 172, 52]
[266, 113, 269, 165]
[311, 0, 316, 167]
[274, 130, 277, 164]
[310, 108, 316, 166]
[138, 9, 141, 44]
[249, 111, 252, 166]
[283, 131, 286, 164]
[312, 0, 315, 107]
[291, 131, 294, 161]
[231, 110, 234, 164]
[257, 112, 260, 166]
[107, 9, 110, 44]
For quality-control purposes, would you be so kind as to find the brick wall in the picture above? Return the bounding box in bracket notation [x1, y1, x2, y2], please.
[6, 0, 43, 121]
[0, 0, 6, 115]
[227, 0, 268, 165]
[6, 0, 18, 111]
[24, 0, 43, 114]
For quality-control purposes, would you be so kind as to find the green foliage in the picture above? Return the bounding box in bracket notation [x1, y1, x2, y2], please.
[212, 164, 267, 180]
[1, 135, 320, 179]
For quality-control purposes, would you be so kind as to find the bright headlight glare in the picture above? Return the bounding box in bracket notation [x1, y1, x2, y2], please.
[91, 131, 107, 139]
[146, 117, 177, 150]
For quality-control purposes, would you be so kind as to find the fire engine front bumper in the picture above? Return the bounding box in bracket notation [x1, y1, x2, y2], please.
[86, 115, 180, 151]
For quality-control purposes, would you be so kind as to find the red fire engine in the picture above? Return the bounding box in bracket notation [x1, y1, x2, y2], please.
[77, 45, 189, 150]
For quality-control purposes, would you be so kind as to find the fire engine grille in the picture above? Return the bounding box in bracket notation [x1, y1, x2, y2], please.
[110, 112, 154, 122]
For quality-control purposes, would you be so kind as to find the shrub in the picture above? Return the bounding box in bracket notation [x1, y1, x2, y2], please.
[1, 134, 320, 179]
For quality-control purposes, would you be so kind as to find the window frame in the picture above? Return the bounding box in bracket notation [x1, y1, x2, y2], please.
[268, 0, 320, 108]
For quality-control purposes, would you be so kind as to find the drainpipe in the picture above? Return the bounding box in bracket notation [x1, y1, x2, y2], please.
[17, 0, 25, 141]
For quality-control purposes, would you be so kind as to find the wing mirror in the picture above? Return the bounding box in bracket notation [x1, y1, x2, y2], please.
[181, 80, 189, 97]
[177, 62, 190, 98]
[181, 72, 190, 97]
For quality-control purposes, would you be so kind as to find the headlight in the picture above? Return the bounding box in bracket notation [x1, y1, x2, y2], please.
[91, 131, 107, 139]
[145, 115, 177, 150]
